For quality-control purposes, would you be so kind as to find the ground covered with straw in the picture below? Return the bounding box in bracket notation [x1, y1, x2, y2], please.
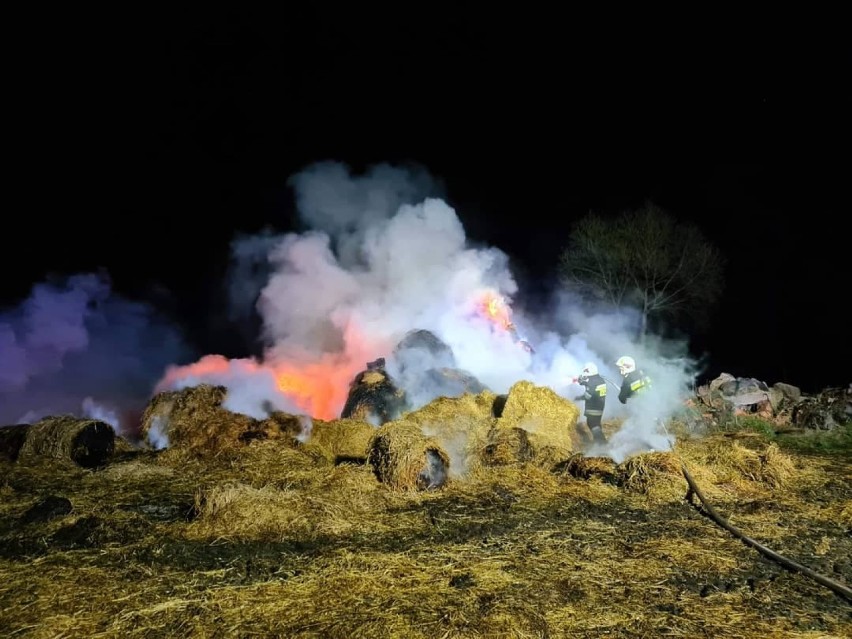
[1, 423, 850, 638]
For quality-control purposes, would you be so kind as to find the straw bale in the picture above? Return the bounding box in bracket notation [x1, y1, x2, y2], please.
[367, 420, 451, 491]
[417, 366, 488, 398]
[17, 416, 115, 468]
[139, 384, 298, 454]
[397, 391, 497, 477]
[0, 424, 31, 462]
[392, 328, 456, 372]
[481, 381, 580, 467]
[340, 368, 406, 425]
[498, 380, 582, 447]
[251, 411, 306, 444]
[307, 418, 377, 464]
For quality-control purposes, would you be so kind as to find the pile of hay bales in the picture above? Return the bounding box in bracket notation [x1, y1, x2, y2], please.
[366, 380, 584, 490]
[140, 384, 306, 455]
[0, 417, 115, 468]
[483, 380, 581, 469]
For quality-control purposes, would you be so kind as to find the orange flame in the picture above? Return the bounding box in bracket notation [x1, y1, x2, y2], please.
[154, 326, 384, 421]
[476, 290, 515, 332]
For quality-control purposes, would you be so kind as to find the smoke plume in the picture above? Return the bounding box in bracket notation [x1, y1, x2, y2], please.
[158, 160, 699, 461]
[0, 273, 193, 438]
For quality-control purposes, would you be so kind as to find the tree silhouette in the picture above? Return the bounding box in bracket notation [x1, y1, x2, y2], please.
[558, 201, 725, 339]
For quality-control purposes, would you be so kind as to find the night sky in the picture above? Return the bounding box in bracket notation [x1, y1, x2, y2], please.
[4, 11, 850, 413]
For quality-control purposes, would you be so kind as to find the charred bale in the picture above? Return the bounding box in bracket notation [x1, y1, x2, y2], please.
[340, 365, 406, 425]
[0, 424, 31, 462]
[18, 416, 115, 468]
[554, 454, 619, 483]
[392, 329, 456, 373]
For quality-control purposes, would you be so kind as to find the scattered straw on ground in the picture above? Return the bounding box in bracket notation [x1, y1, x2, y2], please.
[1, 420, 850, 638]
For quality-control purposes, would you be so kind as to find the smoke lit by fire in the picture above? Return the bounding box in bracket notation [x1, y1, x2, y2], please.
[2, 160, 698, 463]
[476, 290, 515, 332]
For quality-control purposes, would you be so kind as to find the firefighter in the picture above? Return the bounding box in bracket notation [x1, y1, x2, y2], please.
[572, 362, 608, 445]
[615, 355, 652, 403]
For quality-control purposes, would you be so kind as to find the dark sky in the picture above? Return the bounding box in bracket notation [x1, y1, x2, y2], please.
[5, 11, 851, 395]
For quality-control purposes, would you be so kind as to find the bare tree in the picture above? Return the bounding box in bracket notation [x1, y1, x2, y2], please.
[558, 201, 725, 339]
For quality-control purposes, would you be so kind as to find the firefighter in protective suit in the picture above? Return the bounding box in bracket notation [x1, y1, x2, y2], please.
[573, 362, 608, 445]
[615, 355, 651, 403]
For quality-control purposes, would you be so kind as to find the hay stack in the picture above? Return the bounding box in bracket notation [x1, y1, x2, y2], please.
[340, 364, 407, 425]
[304, 418, 377, 464]
[0, 424, 31, 462]
[679, 434, 797, 490]
[16, 416, 115, 468]
[367, 421, 451, 491]
[615, 451, 683, 493]
[394, 391, 498, 477]
[483, 380, 581, 468]
[140, 384, 301, 454]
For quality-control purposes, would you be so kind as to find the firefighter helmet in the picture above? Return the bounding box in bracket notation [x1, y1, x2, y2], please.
[581, 362, 598, 376]
[615, 355, 636, 375]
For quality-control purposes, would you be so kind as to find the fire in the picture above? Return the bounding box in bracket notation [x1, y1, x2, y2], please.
[476, 290, 515, 332]
[153, 325, 383, 421]
[154, 353, 359, 421]
[272, 356, 357, 420]
[473, 289, 535, 354]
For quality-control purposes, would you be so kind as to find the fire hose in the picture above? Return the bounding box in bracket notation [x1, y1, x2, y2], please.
[680, 462, 852, 602]
[644, 420, 852, 602]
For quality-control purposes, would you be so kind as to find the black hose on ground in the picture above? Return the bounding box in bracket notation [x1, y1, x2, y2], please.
[680, 462, 852, 603]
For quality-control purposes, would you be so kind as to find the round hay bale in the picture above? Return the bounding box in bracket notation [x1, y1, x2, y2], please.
[18, 416, 115, 468]
[392, 329, 456, 372]
[340, 366, 406, 425]
[140, 384, 279, 454]
[367, 421, 451, 491]
[307, 418, 377, 464]
[395, 391, 497, 477]
[554, 454, 618, 483]
[0, 424, 31, 462]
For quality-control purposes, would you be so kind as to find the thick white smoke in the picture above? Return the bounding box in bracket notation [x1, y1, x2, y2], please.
[163, 160, 698, 461]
